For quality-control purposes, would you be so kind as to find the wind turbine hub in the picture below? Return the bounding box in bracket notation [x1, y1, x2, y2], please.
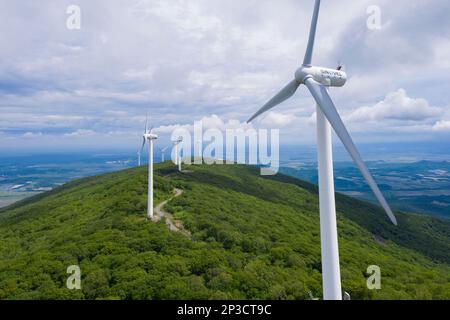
[295, 65, 347, 87]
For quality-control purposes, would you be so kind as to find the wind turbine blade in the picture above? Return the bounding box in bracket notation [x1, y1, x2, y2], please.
[140, 137, 146, 153]
[304, 78, 397, 225]
[303, 0, 321, 66]
[247, 79, 300, 123]
[145, 114, 148, 133]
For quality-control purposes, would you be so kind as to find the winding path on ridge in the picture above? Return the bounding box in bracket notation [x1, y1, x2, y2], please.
[154, 188, 189, 236]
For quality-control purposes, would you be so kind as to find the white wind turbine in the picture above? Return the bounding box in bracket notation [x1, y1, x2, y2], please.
[140, 116, 158, 220]
[247, 0, 397, 300]
[197, 140, 202, 159]
[172, 136, 183, 172]
[158, 146, 169, 162]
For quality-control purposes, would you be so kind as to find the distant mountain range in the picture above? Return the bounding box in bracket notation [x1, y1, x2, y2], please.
[280, 160, 450, 219]
[0, 163, 449, 299]
[1, 151, 450, 220]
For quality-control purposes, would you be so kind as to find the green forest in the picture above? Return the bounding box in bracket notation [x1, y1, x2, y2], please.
[0, 162, 449, 300]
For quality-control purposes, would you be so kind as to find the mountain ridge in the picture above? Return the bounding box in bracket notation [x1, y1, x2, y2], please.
[0, 162, 449, 299]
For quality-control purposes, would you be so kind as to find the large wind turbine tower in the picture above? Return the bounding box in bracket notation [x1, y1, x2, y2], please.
[247, 0, 397, 300]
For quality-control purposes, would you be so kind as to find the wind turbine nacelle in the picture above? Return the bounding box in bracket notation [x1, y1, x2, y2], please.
[172, 137, 183, 144]
[295, 66, 347, 87]
[144, 133, 158, 140]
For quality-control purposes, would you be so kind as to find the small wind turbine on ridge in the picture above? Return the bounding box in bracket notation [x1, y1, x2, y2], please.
[197, 139, 202, 162]
[159, 146, 169, 162]
[172, 136, 183, 172]
[140, 114, 158, 220]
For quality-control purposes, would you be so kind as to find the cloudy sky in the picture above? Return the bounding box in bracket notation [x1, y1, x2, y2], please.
[1, 0, 450, 152]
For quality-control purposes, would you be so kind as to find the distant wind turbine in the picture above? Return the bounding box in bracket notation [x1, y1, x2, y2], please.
[172, 136, 183, 172]
[247, 0, 397, 300]
[140, 115, 158, 219]
[158, 146, 169, 162]
[197, 140, 202, 160]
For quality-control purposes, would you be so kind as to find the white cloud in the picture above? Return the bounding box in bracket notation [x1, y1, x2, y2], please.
[63, 129, 97, 138]
[433, 120, 450, 132]
[258, 112, 294, 127]
[345, 89, 442, 123]
[22, 132, 43, 138]
[1, 0, 450, 149]
[154, 123, 193, 134]
[153, 114, 253, 135]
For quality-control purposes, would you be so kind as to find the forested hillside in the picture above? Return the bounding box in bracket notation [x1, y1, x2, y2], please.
[0, 163, 449, 300]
